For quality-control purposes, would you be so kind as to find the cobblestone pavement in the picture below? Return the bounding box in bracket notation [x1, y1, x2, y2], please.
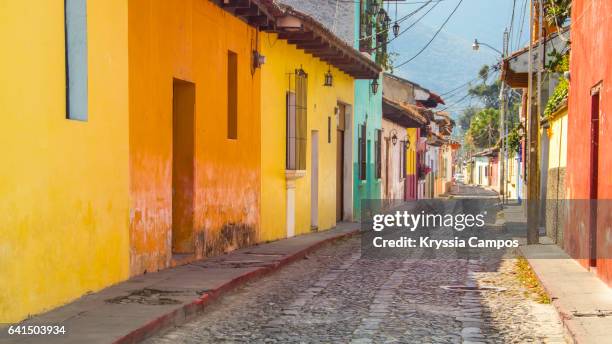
[146, 236, 566, 343]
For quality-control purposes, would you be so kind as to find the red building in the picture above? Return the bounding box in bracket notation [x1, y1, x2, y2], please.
[566, 0, 612, 285]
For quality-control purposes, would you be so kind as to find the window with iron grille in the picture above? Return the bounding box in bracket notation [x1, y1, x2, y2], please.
[286, 69, 308, 170]
[359, 123, 367, 180]
[375, 129, 382, 179]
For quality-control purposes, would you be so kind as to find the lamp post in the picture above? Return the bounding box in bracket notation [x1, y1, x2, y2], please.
[472, 31, 509, 204]
[471, 39, 503, 55]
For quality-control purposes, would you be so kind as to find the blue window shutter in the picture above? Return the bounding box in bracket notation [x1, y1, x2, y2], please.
[65, 0, 88, 120]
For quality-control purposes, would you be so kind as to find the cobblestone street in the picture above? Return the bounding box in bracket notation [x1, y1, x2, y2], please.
[147, 200, 567, 344]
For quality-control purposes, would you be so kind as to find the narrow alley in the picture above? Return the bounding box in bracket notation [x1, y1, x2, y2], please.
[2, 0, 611, 343]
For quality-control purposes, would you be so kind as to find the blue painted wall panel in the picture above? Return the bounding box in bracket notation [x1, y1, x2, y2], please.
[353, 0, 382, 221]
[65, 0, 88, 120]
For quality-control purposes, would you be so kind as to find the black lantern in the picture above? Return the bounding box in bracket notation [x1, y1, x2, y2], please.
[324, 67, 333, 87]
[377, 8, 386, 24]
[393, 21, 400, 37]
[406, 136, 411, 149]
[371, 78, 379, 94]
[369, 0, 380, 15]
[296, 66, 307, 78]
[390, 129, 398, 146]
[383, 13, 392, 29]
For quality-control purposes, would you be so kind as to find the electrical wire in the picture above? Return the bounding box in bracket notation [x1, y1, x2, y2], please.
[514, 0, 528, 50]
[359, 0, 433, 41]
[393, 0, 464, 69]
[438, 63, 501, 101]
[507, 0, 517, 50]
[368, 0, 441, 51]
[437, 69, 498, 112]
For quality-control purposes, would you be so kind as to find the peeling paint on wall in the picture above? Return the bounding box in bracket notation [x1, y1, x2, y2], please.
[128, 0, 261, 275]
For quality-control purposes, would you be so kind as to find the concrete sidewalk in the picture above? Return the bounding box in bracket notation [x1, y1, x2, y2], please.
[0, 223, 359, 344]
[503, 204, 612, 344]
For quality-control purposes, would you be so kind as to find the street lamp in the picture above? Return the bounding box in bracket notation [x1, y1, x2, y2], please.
[472, 39, 503, 56]
[369, 1, 380, 16]
[370, 78, 379, 94]
[377, 8, 386, 24]
[389, 129, 398, 145]
[324, 67, 333, 87]
[392, 21, 400, 37]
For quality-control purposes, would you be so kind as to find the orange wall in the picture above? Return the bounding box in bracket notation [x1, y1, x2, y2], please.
[128, 0, 261, 275]
[566, 0, 612, 285]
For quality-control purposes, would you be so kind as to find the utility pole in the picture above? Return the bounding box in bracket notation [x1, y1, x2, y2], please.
[499, 29, 509, 204]
[526, 0, 541, 244]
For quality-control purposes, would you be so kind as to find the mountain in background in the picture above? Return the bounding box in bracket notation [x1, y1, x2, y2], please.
[388, 22, 499, 123]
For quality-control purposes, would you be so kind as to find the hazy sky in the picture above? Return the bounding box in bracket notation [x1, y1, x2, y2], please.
[385, 0, 530, 113]
[389, 0, 530, 54]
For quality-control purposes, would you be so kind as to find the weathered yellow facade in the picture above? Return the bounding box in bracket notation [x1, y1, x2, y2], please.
[260, 33, 354, 241]
[0, 0, 129, 322]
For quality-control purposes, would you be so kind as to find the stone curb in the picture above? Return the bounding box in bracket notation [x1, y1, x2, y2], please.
[112, 229, 360, 344]
[517, 248, 579, 344]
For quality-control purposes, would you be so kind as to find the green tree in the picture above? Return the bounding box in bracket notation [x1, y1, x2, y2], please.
[467, 108, 500, 148]
[459, 106, 479, 132]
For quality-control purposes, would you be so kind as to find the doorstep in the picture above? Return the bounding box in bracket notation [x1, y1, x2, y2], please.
[0, 223, 360, 344]
[520, 243, 612, 344]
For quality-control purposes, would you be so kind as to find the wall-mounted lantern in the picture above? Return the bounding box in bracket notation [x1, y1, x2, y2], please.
[393, 21, 400, 37]
[377, 8, 387, 24]
[296, 66, 307, 78]
[253, 50, 266, 69]
[406, 135, 411, 149]
[389, 129, 398, 146]
[324, 67, 333, 87]
[369, 1, 380, 15]
[383, 13, 391, 29]
[371, 78, 379, 94]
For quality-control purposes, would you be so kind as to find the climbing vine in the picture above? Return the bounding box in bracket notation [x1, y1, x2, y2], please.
[544, 0, 571, 27]
[543, 52, 570, 119]
[543, 77, 569, 119]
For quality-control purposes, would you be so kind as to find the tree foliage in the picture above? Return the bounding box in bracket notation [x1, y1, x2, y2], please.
[467, 108, 500, 148]
[545, 0, 571, 27]
[459, 106, 479, 132]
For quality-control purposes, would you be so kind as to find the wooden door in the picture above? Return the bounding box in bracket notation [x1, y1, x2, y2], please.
[172, 79, 195, 254]
[336, 129, 344, 221]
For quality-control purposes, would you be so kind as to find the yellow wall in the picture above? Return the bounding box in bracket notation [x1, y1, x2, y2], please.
[548, 110, 568, 169]
[0, 0, 129, 322]
[407, 128, 418, 175]
[260, 33, 354, 241]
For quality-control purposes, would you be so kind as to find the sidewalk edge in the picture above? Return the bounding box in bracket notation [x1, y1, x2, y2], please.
[518, 247, 580, 344]
[112, 228, 359, 344]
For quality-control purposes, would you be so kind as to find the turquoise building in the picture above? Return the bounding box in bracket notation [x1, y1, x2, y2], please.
[353, 0, 383, 220]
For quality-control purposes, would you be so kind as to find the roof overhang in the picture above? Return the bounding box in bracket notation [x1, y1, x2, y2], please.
[383, 72, 445, 106]
[382, 97, 429, 127]
[219, 0, 381, 79]
[219, 0, 278, 28]
[473, 147, 499, 157]
[271, 10, 381, 79]
[501, 27, 570, 88]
